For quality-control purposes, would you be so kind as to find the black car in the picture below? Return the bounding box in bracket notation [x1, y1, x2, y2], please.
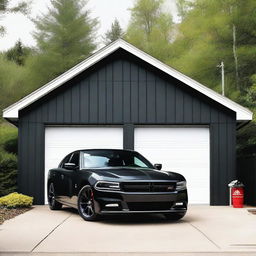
[47, 149, 188, 221]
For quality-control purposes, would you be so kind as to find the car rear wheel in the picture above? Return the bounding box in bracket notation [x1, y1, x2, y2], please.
[164, 212, 186, 221]
[48, 183, 62, 210]
[78, 185, 98, 221]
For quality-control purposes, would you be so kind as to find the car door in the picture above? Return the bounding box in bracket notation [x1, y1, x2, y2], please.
[54, 153, 72, 200]
[62, 151, 80, 205]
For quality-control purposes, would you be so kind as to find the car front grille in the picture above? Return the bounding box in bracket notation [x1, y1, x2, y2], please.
[121, 182, 176, 192]
[127, 202, 173, 211]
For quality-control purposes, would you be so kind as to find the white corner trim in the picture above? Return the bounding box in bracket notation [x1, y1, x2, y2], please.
[2, 39, 252, 121]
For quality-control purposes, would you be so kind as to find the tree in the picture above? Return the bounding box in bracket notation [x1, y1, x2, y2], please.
[176, 0, 191, 21]
[5, 40, 32, 65]
[0, 0, 30, 36]
[103, 18, 123, 45]
[125, 0, 173, 63]
[169, 0, 256, 96]
[31, 0, 99, 85]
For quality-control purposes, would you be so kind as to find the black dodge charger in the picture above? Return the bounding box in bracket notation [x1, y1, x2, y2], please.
[47, 149, 188, 221]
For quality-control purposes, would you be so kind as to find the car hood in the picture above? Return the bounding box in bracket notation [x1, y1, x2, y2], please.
[83, 167, 185, 181]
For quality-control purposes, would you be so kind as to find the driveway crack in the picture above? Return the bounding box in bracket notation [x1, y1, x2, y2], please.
[188, 222, 221, 250]
[30, 213, 72, 252]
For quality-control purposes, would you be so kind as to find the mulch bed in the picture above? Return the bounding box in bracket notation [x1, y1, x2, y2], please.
[0, 207, 32, 225]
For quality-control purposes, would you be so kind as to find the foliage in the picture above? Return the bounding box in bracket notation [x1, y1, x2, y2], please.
[0, 54, 29, 113]
[103, 18, 124, 45]
[176, 0, 192, 21]
[0, 192, 33, 208]
[30, 0, 99, 86]
[169, 0, 256, 96]
[0, 152, 17, 196]
[5, 40, 32, 66]
[0, 125, 18, 196]
[125, 0, 173, 63]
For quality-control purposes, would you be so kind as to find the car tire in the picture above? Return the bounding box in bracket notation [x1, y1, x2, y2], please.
[164, 212, 186, 221]
[48, 183, 62, 210]
[78, 185, 98, 221]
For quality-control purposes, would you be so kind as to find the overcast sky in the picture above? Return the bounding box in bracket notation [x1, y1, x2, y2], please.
[0, 0, 178, 51]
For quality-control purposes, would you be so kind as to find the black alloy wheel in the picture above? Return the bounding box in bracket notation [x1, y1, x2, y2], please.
[78, 185, 98, 221]
[48, 183, 62, 210]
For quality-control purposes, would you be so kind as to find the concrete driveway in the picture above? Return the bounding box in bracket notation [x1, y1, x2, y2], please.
[0, 205, 256, 256]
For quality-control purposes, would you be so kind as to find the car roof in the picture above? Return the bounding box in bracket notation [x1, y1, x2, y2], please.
[71, 149, 136, 154]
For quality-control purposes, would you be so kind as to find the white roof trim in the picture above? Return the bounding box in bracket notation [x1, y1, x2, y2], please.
[3, 39, 252, 122]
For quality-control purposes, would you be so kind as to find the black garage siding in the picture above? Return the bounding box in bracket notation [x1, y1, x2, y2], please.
[18, 49, 236, 205]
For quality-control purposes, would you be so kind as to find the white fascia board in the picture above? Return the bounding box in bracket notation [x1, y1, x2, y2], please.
[3, 39, 253, 122]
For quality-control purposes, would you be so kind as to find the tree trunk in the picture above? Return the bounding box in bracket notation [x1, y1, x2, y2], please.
[233, 24, 239, 90]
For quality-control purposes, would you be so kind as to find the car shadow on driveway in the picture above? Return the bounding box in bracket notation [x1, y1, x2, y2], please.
[61, 206, 195, 225]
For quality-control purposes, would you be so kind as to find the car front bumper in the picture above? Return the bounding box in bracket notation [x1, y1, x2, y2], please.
[93, 189, 188, 215]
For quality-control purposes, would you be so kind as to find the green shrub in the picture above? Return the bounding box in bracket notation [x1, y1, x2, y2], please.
[0, 125, 17, 148]
[0, 124, 18, 196]
[0, 152, 17, 196]
[3, 137, 18, 155]
[0, 125, 18, 154]
[0, 192, 33, 208]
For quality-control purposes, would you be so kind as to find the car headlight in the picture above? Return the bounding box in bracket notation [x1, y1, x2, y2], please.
[95, 181, 120, 191]
[176, 181, 186, 191]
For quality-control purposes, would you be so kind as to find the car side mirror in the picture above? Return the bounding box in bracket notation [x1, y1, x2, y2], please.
[64, 163, 76, 170]
[154, 163, 162, 170]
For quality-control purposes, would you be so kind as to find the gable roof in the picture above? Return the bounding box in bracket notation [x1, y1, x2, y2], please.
[3, 39, 252, 122]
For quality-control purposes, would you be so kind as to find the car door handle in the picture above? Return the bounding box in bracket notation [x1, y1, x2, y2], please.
[61, 174, 64, 180]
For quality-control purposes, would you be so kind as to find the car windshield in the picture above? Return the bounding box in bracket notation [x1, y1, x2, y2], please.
[81, 150, 153, 169]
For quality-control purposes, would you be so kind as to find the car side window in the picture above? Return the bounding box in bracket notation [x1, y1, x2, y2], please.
[69, 152, 80, 167]
[134, 157, 148, 168]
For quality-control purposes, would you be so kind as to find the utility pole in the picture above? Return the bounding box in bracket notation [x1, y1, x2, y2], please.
[217, 61, 225, 96]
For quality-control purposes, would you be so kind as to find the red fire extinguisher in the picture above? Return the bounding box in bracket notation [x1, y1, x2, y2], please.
[229, 180, 244, 208]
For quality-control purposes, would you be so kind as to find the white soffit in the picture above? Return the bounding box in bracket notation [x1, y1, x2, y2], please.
[3, 39, 252, 122]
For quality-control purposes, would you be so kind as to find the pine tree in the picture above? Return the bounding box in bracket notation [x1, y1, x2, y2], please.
[5, 40, 31, 66]
[103, 19, 123, 45]
[31, 0, 99, 85]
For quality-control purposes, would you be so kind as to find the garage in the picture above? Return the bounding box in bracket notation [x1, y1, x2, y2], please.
[134, 127, 210, 204]
[3, 39, 252, 205]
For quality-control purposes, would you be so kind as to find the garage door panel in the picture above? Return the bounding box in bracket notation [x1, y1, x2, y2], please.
[135, 127, 210, 204]
[45, 127, 123, 203]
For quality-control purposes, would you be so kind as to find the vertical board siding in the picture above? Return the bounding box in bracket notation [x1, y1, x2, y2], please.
[123, 61, 131, 123]
[113, 60, 123, 123]
[175, 87, 184, 123]
[130, 62, 139, 123]
[19, 55, 236, 205]
[71, 83, 80, 123]
[80, 80, 89, 122]
[156, 78, 166, 123]
[98, 67, 107, 123]
[138, 67, 147, 123]
[89, 73, 98, 123]
[166, 85, 175, 123]
[147, 72, 156, 123]
[106, 63, 113, 123]
[183, 94, 193, 123]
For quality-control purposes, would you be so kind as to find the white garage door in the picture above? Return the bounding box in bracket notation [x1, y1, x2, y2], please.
[45, 127, 123, 203]
[134, 127, 210, 204]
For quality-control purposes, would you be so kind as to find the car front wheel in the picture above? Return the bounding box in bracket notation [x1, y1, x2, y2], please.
[48, 183, 62, 210]
[78, 185, 98, 221]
